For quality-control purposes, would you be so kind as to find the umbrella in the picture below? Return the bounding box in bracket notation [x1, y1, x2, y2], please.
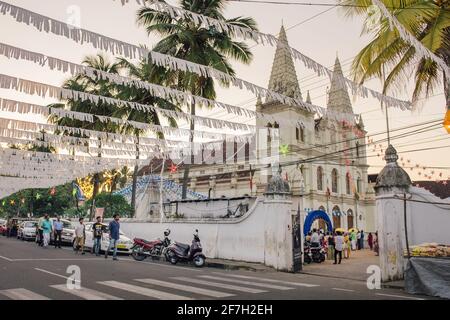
[348, 228, 359, 233]
[335, 228, 345, 233]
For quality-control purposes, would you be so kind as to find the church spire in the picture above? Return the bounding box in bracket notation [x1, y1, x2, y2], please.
[306, 90, 311, 104]
[327, 55, 353, 115]
[266, 25, 302, 102]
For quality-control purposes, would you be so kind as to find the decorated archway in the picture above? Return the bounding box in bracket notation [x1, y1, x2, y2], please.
[303, 210, 333, 236]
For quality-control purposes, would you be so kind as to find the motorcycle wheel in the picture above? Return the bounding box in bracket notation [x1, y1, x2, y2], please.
[193, 256, 205, 268]
[131, 247, 147, 261]
[168, 250, 178, 264]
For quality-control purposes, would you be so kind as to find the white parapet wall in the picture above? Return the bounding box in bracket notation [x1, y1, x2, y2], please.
[120, 196, 294, 271]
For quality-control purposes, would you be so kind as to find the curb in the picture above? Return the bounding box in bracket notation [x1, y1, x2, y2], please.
[205, 261, 265, 272]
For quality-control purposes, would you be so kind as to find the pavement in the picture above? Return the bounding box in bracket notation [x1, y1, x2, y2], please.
[0, 236, 435, 300]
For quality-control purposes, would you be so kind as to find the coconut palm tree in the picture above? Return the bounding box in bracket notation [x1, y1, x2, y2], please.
[137, 0, 258, 198]
[114, 57, 180, 211]
[339, 0, 449, 106]
[48, 54, 122, 214]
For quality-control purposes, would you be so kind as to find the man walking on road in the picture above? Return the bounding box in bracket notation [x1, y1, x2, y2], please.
[37, 216, 44, 246]
[75, 217, 86, 255]
[334, 231, 344, 264]
[53, 216, 63, 249]
[41, 214, 53, 248]
[92, 216, 104, 256]
[105, 214, 120, 261]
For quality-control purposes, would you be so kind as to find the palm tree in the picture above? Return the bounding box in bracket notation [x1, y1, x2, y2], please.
[137, 0, 258, 198]
[339, 0, 449, 106]
[115, 57, 180, 211]
[49, 54, 123, 219]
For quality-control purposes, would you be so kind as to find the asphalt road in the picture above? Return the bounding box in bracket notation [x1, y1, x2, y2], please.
[0, 236, 433, 300]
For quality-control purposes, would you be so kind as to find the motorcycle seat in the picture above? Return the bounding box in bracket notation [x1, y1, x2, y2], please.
[135, 238, 159, 245]
[176, 242, 191, 251]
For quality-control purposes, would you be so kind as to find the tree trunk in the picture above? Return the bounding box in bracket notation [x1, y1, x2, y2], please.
[89, 138, 102, 221]
[444, 66, 449, 109]
[130, 134, 140, 216]
[181, 101, 196, 199]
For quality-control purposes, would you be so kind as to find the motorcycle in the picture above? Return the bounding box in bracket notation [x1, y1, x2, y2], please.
[131, 229, 171, 261]
[166, 229, 206, 267]
[303, 241, 326, 264]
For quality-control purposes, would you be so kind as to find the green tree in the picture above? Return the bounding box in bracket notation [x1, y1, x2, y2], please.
[137, 0, 258, 198]
[85, 193, 133, 218]
[115, 57, 180, 213]
[48, 54, 122, 209]
[340, 0, 449, 106]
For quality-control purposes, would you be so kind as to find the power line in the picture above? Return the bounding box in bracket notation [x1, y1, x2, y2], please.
[228, 0, 440, 10]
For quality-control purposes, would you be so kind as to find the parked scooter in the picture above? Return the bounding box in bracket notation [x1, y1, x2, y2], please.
[165, 229, 206, 267]
[131, 229, 171, 261]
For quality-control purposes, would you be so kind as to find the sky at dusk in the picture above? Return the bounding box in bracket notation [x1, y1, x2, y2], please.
[0, 0, 448, 181]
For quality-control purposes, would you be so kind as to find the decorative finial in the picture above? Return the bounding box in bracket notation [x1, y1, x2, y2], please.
[384, 144, 399, 164]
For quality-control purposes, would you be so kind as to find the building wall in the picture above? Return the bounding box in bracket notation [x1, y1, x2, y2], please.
[121, 196, 294, 271]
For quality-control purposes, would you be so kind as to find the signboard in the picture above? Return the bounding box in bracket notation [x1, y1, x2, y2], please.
[95, 208, 105, 221]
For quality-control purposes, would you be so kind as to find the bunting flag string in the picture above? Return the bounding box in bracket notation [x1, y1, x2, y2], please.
[0, 1, 411, 111]
[0, 117, 228, 155]
[372, 0, 449, 77]
[134, 0, 412, 110]
[0, 74, 255, 132]
[0, 97, 253, 143]
[0, 43, 318, 128]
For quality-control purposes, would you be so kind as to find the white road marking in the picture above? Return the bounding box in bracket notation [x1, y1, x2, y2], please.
[332, 288, 355, 292]
[34, 268, 81, 283]
[50, 284, 123, 300]
[199, 275, 294, 290]
[12, 258, 102, 261]
[98, 280, 192, 300]
[0, 255, 13, 261]
[121, 258, 202, 272]
[173, 277, 267, 294]
[212, 272, 319, 288]
[375, 293, 425, 300]
[135, 278, 234, 298]
[0, 288, 50, 300]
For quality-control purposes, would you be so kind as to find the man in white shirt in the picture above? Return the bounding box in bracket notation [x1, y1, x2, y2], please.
[74, 217, 85, 255]
[311, 229, 320, 247]
[334, 232, 344, 264]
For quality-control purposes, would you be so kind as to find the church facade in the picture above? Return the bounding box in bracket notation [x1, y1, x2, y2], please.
[168, 25, 376, 233]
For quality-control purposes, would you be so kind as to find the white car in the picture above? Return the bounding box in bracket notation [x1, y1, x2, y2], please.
[75, 222, 134, 255]
[17, 221, 38, 241]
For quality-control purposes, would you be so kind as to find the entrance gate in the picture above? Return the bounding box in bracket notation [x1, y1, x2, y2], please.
[303, 210, 333, 235]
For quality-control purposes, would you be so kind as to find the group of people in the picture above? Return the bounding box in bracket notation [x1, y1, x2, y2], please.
[305, 228, 380, 264]
[35, 213, 122, 261]
[73, 214, 121, 260]
[35, 214, 62, 248]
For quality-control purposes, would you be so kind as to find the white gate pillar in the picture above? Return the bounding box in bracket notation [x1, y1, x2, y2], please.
[374, 145, 412, 282]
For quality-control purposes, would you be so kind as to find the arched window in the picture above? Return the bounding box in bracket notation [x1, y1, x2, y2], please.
[331, 169, 338, 193]
[345, 172, 351, 194]
[317, 166, 323, 191]
[318, 205, 326, 212]
[296, 126, 305, 142]
[332, 205, 341, 229]
[356, 141, 360, 158]
[267, 123, 272, 157]
[347, 209, 354, 229]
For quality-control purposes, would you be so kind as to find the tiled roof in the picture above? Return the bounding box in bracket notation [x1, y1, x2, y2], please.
[413, 180, 450, 199]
